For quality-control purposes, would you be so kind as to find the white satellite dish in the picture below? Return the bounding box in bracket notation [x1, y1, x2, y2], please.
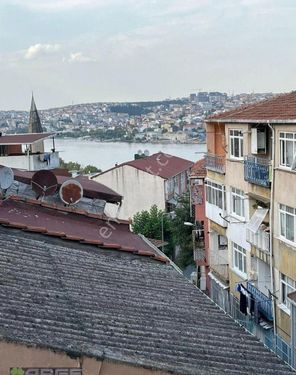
[137, 149, 143, 155]
[0, 167, 14, 190]
[144, 149, 149, 156]
[59, 179, 83, 205]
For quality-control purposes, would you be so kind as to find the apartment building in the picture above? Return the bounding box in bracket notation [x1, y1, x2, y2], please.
[92, 152, 193, 220]
[205, 92, 296, 368]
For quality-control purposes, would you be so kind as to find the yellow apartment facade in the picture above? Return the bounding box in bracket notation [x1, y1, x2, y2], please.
[205, 92, 296, 369]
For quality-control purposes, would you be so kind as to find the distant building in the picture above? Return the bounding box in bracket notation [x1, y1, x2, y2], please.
[92, 152, 193, 220]
[190, 93, 197, 102]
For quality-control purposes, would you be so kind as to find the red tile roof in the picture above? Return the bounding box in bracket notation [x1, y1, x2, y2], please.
[13, 168, 122, 204]
[97, 152, 193, 179]
[207, 91, 296, 123]
[191, 158, 206, 178]
[0, 197, 166, 262]
[0, 132, 55, 145]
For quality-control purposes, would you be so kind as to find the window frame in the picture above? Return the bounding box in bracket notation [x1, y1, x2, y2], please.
[230, 187, 245, 219]
[232, 242, 247, 277]
[279, 132, 296, 169]
[229, 129, 244, 159]
[280, 273, 296, 312]
[205, 180, 226, 210]
[279, 203, 296, 244]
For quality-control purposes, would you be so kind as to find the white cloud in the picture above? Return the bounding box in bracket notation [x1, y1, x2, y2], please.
[24, 43, 61, 60]
[68, 52, 97, 63]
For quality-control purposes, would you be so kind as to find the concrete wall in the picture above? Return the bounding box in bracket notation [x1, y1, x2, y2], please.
[94, 165, 165, 221]
[272, 124, 296, 341]
[206, 122, 226, 156]
[0, 341, 171, 375]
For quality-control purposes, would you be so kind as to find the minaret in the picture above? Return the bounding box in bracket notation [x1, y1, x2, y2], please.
[28, 94, 44, 153]
[28, 94, 43, 134]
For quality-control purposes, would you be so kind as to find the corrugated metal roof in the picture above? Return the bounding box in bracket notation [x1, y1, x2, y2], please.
[0, 197, 161, 259]
[0, 132, 54, 145]
[12, 168, 122, 204]
[95, 152, 193, 180]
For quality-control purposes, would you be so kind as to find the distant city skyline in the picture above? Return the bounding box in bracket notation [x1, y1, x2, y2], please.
[0, 0, 296, 110]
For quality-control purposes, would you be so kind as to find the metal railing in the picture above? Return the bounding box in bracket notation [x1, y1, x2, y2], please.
[246, 282, 273, 321]
[205, 153, 225, 173]
[210, 280, 293, 369]
[244, 156, 271, 187]
[246, 227, 270, 253]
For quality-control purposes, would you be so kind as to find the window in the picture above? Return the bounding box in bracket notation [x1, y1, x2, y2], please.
[206, 180, 225, 209]
[231, 187, 245, 218]
[218, 235, 228, 250]
[233, 242, 247, 275]
[280, 132, 296, 168]
[230, 129, 243, 159]
[280, 273, 296, 311]
[279, 204, 296, 243]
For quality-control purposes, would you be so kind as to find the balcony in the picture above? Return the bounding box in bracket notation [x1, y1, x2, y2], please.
[0, 151, 60, 171]
[205, 153, 225, 174]
[246, 227, 270, 253]
[247, 282, 273, 321]
[244, 156, 271, 188]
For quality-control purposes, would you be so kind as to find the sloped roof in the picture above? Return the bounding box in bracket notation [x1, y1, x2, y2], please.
[0, 197, 162, 259]
[191, 158, 206, 178]
[13, 168, 122, 204]
[207, 91, 296, 123]
[0, 226, 293, 375]
[0, 133, 54, 145]
[96, 152, 194, 180]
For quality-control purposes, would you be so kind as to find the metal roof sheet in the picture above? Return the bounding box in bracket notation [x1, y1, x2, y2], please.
[0, 132, 55, 145]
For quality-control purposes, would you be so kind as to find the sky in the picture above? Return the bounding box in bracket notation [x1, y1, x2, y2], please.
[1, 0, 296, 110]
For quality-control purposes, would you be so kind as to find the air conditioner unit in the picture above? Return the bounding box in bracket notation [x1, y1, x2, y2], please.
[248, 270, 258, 281]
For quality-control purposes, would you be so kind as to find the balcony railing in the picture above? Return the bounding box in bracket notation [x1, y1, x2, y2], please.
[246, 227, 270, 253]
[244, 156, 271, 188]
[205, 153, 225, 174]
[247, 282, 273, 321]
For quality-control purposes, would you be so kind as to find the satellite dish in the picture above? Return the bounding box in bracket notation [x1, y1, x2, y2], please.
[0, 167, 14, 190]
[137, 149, 143, 155]
[31, 170, 58, 199]
[144, 149, 149, 156]
[59, 179, 83, 205]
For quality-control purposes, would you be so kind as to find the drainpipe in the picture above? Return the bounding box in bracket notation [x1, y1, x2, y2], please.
[267, 121, 277, 336]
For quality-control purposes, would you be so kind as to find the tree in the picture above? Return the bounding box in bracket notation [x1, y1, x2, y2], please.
[170, 193, 195, 269]
[59, 158, 81, 171]
[131, 196, 194, 267]
[82, 165, 101, 174]
[59, 158, 101, 175]
[132, 205, 172, 257]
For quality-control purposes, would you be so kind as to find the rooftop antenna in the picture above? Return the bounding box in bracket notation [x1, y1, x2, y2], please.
[0, 167, 14, 197]
[31, 170, 58, 200]
[59, 179, 83, 206]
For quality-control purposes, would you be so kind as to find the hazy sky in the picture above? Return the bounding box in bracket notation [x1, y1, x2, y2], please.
[1, 0, 296, 110]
